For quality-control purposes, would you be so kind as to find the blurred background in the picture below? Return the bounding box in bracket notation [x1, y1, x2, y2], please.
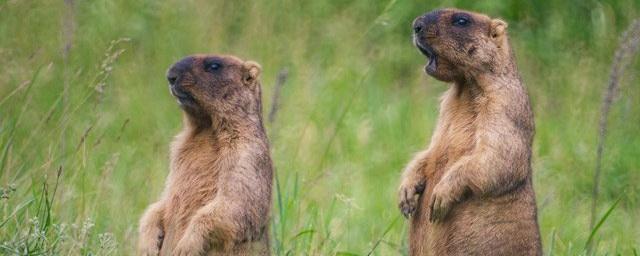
[0, 0, 639, 255]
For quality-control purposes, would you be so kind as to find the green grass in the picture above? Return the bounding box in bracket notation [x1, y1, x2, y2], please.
[1, 0, 639, 255]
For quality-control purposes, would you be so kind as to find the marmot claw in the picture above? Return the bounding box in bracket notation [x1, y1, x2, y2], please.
[398, 180, 426, 218]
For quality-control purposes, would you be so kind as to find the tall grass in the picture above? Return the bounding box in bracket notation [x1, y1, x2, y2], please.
[0, 0, 639, 255]
[588, 18, 640, 253]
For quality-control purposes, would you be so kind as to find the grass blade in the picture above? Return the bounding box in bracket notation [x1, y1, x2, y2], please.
[366, 215, 401, 256]
[585, 197, 622, 252]
[0, 198, 35, 229]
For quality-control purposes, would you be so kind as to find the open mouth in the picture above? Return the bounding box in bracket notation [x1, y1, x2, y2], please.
[415, 41, 437, 73]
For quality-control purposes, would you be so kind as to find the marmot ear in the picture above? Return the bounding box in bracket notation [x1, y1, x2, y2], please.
[490, 19, 508, 45]
[243, 61, 262, 85]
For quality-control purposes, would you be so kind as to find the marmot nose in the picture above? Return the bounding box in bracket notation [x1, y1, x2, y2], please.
[167, 73, 178, 85]
[413, 23, 424, 34]
[166, 56, 194, 85]
[412, 15, 426, 34]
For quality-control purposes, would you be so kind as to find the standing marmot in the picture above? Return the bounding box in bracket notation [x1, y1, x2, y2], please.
[138, 55, 273, 256]
[398, 9, 542, 255]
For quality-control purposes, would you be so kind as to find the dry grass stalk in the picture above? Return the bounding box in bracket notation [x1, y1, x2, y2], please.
[589, 18, 640, 246]
[268, 68, 289, 124]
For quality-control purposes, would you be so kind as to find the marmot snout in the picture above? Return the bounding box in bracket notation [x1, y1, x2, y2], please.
[164, 55, 263, 126]
[412, 9, 510, 82]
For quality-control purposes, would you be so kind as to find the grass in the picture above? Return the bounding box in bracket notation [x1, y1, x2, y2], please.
[0, 0, 639, 255]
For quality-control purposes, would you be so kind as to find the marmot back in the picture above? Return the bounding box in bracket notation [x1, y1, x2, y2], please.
[138, 54, 273, 256]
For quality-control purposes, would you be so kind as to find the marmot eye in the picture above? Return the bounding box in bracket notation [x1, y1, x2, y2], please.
[204, 62, 222, 73]
[452, 17, 471, 27]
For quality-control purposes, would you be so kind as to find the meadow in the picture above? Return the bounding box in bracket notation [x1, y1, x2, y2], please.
[0, 0, 639, 255]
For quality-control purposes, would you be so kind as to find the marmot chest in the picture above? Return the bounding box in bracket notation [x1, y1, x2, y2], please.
[428, 101, 479, 180]
[164, 141, 235, 226]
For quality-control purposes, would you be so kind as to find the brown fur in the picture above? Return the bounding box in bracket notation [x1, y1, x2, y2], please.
[138, 55, 273, 256]
[398, 9, 542, 255]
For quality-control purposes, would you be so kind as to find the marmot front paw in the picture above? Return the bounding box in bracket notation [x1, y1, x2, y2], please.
[137, 228, 163, 256]
[173, 232, 206, 256]
[398, 178, 426, 218]
[428, 181, 458, 223]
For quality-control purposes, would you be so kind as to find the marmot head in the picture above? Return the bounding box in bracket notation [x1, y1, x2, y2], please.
[166, 54, 262, 126]
[412, 8, 510, 82]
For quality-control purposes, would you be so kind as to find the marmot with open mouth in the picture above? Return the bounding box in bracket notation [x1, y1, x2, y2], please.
[398, 9, 542, 256]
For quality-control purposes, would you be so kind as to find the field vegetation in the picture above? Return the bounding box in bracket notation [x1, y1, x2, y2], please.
[0, 0, 639, 255]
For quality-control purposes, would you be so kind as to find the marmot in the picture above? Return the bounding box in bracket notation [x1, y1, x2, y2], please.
[398, 9, 542, 255]
[138, 55, 273, 256]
